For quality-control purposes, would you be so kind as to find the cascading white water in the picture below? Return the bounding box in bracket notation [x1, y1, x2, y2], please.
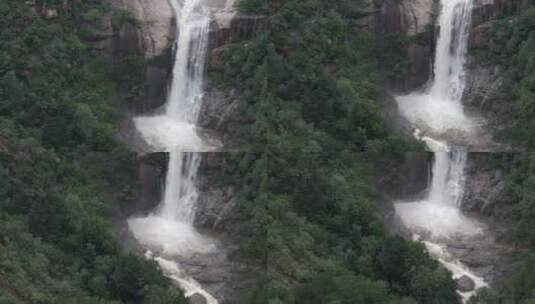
[395, 152, 488, 302]
[430, 0, 473, 102]
[394, 0, 490, 301]
[397, 0, 476, 142]
[128, 1, 218, 303]
[133, 0, 212, 152]
[395, 152, 481, 239]
[428, 152, 466, 208]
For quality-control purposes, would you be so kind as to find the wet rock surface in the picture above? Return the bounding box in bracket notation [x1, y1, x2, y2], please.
[189, 293, 207, 304]
[472, 0, 532, 27]
[106, 0, 175, 58]
[456, 275, 476, 292]
[462, 154, 518, 222]
[463, 59, 517, 150]
[377, 0, 436, 92]
[445, 232, 515, 286]
[199, 86, 244, 151]
[112, 152, 254, 303]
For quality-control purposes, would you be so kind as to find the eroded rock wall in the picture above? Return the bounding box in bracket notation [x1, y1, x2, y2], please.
[199, 5, 266, 150]
[464, 0, 533, 147]
[107, 0, 175, 58]
[377, 0, 437, 92]
[378, 0, 435, 35]
[106, 0, 175, 114]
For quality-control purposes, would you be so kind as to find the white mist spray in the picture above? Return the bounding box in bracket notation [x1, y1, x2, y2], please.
[128, 0, 218, 303]
[394, 1, 489, 301]
[397, 0, 476, 140]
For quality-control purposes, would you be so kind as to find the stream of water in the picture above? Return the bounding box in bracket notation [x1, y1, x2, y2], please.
[397, 0, 476, 144]
[394, 0, 490, 301]
[127, 0, 218, 302]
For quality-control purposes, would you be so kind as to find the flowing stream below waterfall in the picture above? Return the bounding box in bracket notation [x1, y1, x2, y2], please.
[126, 0, 222, 302]
[394, 0, 498, 301]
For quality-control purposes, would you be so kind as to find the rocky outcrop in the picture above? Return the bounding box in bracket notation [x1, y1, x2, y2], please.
[209, 12, 266, 50]
[456, 275, 476, 292]
[377, 0, 437, 91]
[464, 0, 533, 149]
[199, 86, 244, 151]
[463, 63, 517, 148]
[374, 152, 430, 236]
[378, 0, 435, 36]
[189, 293, 208, 304]
[472, 0, 533, 26]
[107, 0, 175, 58]
[196, 154, 243, 237]
[199, 4, 266, 150]
[104, 0, 175, 114]
[462, 154, 512, 219]
[374, 152, 430, 201]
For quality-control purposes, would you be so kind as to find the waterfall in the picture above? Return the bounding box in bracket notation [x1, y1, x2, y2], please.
[396, 0, 476, 141]
[394, 0, 490, 301]
[428, 152, 466, 208]
[159, 153, 201, 223]
[394, 151, 487, 302]
[133, 0, 213, 152]
[165, 0, 210, 122]
[127, 0, 218, 302]
[395, 152, 480, 239]
[430, 0, 473, 102]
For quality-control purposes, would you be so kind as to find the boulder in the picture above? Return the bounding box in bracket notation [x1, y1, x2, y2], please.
[188, 293, 207, 304]
[456, 275, 476, 292]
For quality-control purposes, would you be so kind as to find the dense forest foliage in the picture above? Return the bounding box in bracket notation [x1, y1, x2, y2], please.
[0, 1, 185, 303]
[466, 153, 535, 304]
[464, 10, 535, 303]
[3, 0, 534, 303]
[480, 8, 535, 148]
[211, 0, 458, 303]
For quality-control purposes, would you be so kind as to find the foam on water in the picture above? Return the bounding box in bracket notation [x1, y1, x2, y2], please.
[396, 0, 476, 141]
[128, 217, 216, 256]
[423, 241, 489, 301]
[155, 256, 219, 304]
[127, 0, 220, 302]
[397, 93, 475, 136]
[134, 116, 205, 152]
[395, 152, 484, 240]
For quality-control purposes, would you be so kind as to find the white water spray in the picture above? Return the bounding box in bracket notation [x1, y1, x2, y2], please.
[394, 0, 490, 301]
[397, 0, 476, 142]
[395, 152, 482, 239]
[133, 0, 213, 152]
[128, 0, 218, 302]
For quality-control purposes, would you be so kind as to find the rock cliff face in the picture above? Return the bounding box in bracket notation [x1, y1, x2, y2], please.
[472, 0, 532, 26]
[460, 154, 519, 284]
[462, 154, 516, 223]
[378, 0, 435, 36]
[374, 153, 431, 237]
[107, 0, 175, 58]
[199, 7, 266, 150]
[106, 1, 262, 302]
[377, 0, 437, 92]
[464, 0, 533, 148]
[105, 0, 176, 114]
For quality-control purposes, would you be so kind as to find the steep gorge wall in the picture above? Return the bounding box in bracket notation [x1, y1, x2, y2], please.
[464, 0, 533, 145]
[200, 9, 266, 150]
[377, 0, 436, 92]
[107, 0, 176, 114]
[103, 2, 263, 302]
